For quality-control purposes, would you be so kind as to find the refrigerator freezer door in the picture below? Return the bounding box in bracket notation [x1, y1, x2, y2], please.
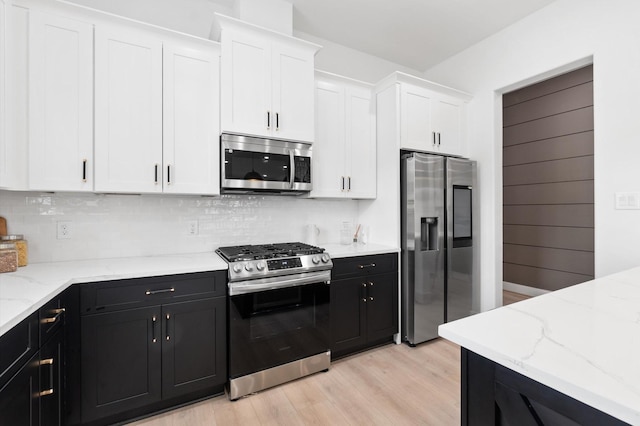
[402, 153, 445, 344]
[446, 157, 477, 322]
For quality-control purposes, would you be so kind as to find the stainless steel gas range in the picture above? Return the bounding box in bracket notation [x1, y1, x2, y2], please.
[216, 242, 332, 400]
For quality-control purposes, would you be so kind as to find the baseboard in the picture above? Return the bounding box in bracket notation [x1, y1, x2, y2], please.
[503, 281, 550, 297]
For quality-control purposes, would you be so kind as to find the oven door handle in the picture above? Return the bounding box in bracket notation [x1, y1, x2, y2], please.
[229, 270, 331, 296]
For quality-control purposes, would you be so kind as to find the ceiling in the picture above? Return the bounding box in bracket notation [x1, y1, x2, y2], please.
[288, 0, 557, 72]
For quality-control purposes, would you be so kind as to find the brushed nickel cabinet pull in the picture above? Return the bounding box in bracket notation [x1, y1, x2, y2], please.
[82, 159, 87, 182]
[358, 263, 376, 269]
[370, 296, 374, 301]
[145, 288, 175, 295]
[362, 298, 367, 303]
[41, 308, 65, 324]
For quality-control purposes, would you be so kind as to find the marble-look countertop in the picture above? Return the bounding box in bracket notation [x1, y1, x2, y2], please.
[0, 243, 397, 338]
[0, 252, 228, 337]
[438, 266, 640, 424]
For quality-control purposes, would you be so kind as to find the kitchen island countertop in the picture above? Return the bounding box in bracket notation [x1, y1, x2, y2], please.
[0, 252, 228, 337]
[439, 266, 640, 424]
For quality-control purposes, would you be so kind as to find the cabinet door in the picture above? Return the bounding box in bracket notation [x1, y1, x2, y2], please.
[94, 25, 163, 193]
[345, 85, 376, 199]
[271, 41, 315, 142]
[40, 329, 64, 426]
[433, 96, 464, 156]
[0, 354, 39, 426]
[366, 272, 398, 343]
[162, 297, 226, 399]
[163, 42, 220, 195]
[311, 79, 345, 198]
[220, 29, 271, 138]
[330, 277, 367, 357]
[400, 84, 434, 151]
[28, 11, 93, 192]
[81, 306, 162, 423]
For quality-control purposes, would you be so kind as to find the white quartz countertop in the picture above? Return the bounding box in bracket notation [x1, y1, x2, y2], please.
[322, 243, 398, 258]
[438, 266, 640, 424]
[0, 244, 397, 338]
[0, 252, 228, 337]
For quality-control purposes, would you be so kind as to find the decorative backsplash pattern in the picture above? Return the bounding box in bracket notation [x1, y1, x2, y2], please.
[0, 191, 358, 263]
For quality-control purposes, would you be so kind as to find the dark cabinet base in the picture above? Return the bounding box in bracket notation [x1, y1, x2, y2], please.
[461, 348, 628, 426]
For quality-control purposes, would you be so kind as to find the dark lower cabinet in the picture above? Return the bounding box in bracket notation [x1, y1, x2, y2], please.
[0, 353, 40, 426]
[81, 306, 162, 423]
[78, 271, 227, 426]
[462, 348, 628, 426]
[0, 296, 67, 426]
[331, 254, 398, 358]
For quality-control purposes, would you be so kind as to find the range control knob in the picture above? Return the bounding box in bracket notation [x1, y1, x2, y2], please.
[321, 253, 331, 263]
[311, 256, 320, 265]
[245, 263, 254, 272]
[232, 263, 243, 274]
[256, 261, 266, 271]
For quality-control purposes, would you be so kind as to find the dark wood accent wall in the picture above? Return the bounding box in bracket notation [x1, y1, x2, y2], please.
[503, 65, 594, 292]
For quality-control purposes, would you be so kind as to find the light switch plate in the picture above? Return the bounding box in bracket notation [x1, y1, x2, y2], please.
[615, 192, 640, 210]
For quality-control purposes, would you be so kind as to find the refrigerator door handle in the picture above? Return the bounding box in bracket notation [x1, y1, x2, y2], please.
[420, 217, 439, 251]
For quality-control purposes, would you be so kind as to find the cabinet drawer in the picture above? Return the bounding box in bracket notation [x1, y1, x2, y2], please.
[332, 253, 398, 279]
[80, 271, 226, 314]
[0, 312, 38, 388]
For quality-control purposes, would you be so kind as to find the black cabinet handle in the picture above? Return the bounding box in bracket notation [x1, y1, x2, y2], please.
[166, 314, 171, 341]
[348, 176, 351, 191]
[154, 164, 159, 184]
[82, 159, 87, 182]
[341, 176, 345, 191]
[39, 358, 54, 397]
[152, 315, 157, 343]
[438, 132, 441, 146]
[167, 165, 171, 185]
[358, 263, 376, 269]
[276, 112, 279, 131]
[267, 111, 271, 130]
[432, 131, 437, 146]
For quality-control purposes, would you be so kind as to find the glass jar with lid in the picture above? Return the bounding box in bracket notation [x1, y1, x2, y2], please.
[0, 242, 18, 273]
[1, 235, 28, 267]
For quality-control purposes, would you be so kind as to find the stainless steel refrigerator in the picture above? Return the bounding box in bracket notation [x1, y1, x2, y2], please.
[401, 152, 477, 345]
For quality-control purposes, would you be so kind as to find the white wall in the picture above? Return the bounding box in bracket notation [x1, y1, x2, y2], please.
[423, 0, 640, 310]
[0, 190, 358, 263]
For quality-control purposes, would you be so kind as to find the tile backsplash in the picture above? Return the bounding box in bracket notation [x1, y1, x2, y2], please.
[0, 190, 359, 263]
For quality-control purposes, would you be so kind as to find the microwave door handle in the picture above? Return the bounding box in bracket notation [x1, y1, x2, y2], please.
[289, 149, 295, 189]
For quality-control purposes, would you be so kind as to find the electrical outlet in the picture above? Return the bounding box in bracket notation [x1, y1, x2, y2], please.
[57, 221, 72, 239]
[187, 220, 198, 235]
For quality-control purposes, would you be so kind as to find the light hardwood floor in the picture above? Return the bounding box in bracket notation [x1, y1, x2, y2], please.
[130, 291, 529, 426]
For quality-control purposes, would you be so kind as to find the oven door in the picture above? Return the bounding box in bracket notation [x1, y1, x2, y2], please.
[221, 133, 312, 193]
[228, 274, 330, 380]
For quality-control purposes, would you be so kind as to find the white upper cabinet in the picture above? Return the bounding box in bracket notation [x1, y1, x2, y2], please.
[28, 9, 94, 191]
[163, 42, 220, 195]
[94, 24, 163, 193]
[218, 14, 319, 142]
[312, 72, 376, 199]
[390, 73, 470, 157]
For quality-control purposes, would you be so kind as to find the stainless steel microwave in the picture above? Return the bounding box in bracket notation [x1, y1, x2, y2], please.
[221, 133, 312, 195]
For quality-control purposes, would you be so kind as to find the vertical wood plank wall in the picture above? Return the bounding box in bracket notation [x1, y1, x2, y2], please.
[502, 65, 594, 292]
